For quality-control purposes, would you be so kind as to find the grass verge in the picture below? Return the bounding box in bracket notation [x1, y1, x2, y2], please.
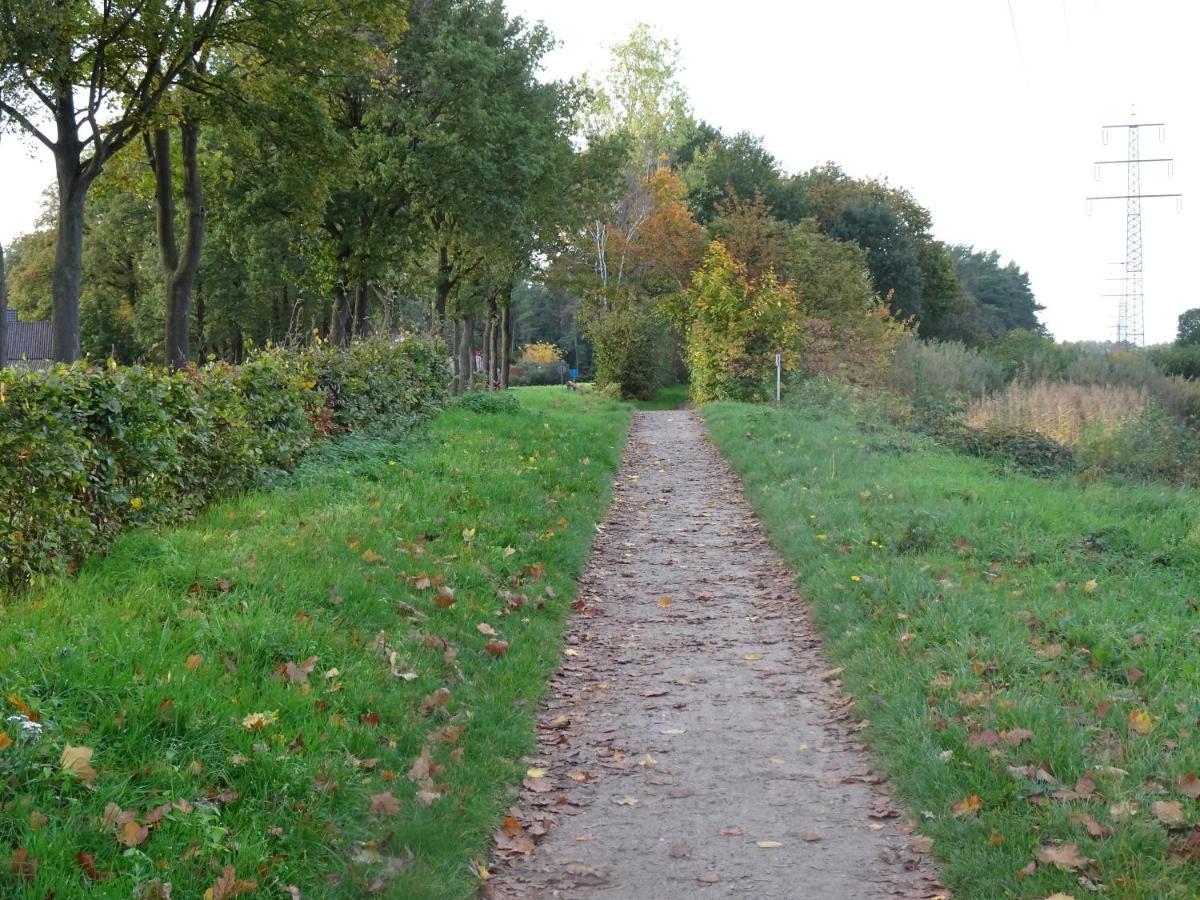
[0, 387, 628, 898]
[704, 399, 1200, 900]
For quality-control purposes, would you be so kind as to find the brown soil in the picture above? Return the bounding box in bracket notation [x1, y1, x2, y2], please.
[483, 410, 947, 899]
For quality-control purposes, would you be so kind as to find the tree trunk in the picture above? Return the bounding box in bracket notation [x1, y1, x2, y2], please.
[151, 121, 206, 370]
[500, 287, 512, 389]
[52, 167, 88, 363]
[330, 284, 352, 347]
[352, 279, 369, 340]
[433, 243, 451, 337]
[483, 293, 498, 389]
[455, 314, 474, 394]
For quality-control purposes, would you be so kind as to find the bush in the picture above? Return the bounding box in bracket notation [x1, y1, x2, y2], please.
[1076, 402, 1200, 484]
[888, 336, 1005, 403]
[0, 335, 447, 590]
[588, 299, 670, 401]
[453, 389, 521, 414]
[1150, 343, 1200, 381]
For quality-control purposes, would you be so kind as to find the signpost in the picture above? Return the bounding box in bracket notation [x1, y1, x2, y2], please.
[775, 350, 782, 404]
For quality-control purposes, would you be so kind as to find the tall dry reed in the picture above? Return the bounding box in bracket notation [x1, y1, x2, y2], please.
[966, 380, 1147, 446]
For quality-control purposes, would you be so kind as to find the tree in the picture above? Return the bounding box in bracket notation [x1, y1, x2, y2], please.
[1177, 308, 1200, 346]
[829, 198, 923, 320]
[680, 130, 784, 224]
[949, 245, 1043, 340]
[0, 0, 235, 361]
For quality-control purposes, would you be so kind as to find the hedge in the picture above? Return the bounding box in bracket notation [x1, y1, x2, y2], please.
[0, 335, 448, 591]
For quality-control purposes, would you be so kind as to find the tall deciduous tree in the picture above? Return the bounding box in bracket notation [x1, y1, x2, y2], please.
[0, 0, 234, 361]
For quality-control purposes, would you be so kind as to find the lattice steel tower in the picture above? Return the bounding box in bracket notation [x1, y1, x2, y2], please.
[1088, 116, 1181, 347]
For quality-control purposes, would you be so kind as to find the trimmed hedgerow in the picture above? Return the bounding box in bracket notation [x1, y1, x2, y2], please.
[0, 336, 448, 590]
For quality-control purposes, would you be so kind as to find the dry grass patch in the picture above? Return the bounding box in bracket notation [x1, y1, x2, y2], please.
[967, 380, 1146, 446]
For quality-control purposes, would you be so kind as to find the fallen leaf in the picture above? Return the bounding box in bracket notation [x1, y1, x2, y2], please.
[477, 623, 498, 636]
[719, 826, 744, 837]
[968, 730, 999, 749]
[1154, 800, 1186, 826]
[951, 794, 982, 818]
[10, 847, 36, 882]
[526, 767, 547, 779]
[698, 873, 721, 884]
[60, 745, 98, 783]
[1071, 811, 1111, 839]
[659, 596, 672, 607]
[1036, 842, 1089, 870]
[743, 654, 761, 661]
[614, 796, 639, 806]
[462, 527, 476, 542]
[484, 640, 509, 657]
[909, 835, 934, 852]
[370, 792, 401, 816]
[29, 811, 48, 830]
[119, 819, 150, 848]
[435, 586, 456, 608]
[756, 840, 783, 848]
[1109, 800, 1140, 821]
[76, 851, 108, 881]
[185, 654, 202, 672]
[361, 549, 383, 563]
[1002, 728, 1034, 746]
[284, 656, 318, 684]
[0, 733, 12, 751]
[1084, 579, 1098, 593]
[803, 832, 824, 843]
[1127, 707, 1154, 735]
[204, 865, 257, 900]
[241, 711, 277, 731]
[1178, 772, 1200, 799]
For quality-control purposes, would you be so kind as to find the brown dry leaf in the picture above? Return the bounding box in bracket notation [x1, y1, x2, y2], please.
[659, 596, 672, 607]
[370, 791, 401, 816]
[10, 847, 36, 883]
[719, 826, 744, 837]
[118, 819, 149, 848]
[419, 687, 452, 714]
[1178, 772, 1200, 799]
[484, 640, 509, 657]
[361, 549, 383, 563]
[185, 654, 202, 672]
[698, 873, 721, 884]
[803, 832, 824, 843]
[435, 586, 456, 608]
[614, 796, 639, 806]
[1109, 800, 1140, 821]
[241, 710, 277, 731]
[1153, 800, 1186, 826]
[60, 745, 98, 783]
[967, 730, 999, 749]
[987, 829, 1006, 846]
[1035, 842, 1089, 870]
[909, 835, 934, 853]
[76, 851, 109, 882]
[1071, 811, 1111, 839]
[1001, 728, 1034, 746]
[0, 733, 12, 751]
[1074, 772, 1096, 797]
[951, 794, 982, 818]
[204, 865, 257, 900]
[29, 811, 48, 830]
[284, 656, 319, 685]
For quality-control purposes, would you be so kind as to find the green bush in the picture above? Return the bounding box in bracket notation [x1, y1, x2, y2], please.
[888, 336, 1005, 403]
[0, 336, 447, 590]
[588, 300, 670, 401]
[1076, 402, 1200, 484]
[1150, 343, 1200, 381]
[453, 389, 521, 414]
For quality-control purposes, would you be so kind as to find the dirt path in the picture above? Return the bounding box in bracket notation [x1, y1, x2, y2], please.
[484, 410, 945, 899]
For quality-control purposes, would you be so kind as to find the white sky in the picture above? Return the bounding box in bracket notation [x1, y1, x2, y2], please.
[2, 0, 1195, 343]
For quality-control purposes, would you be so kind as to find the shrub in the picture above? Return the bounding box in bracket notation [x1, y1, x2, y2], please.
[685, 241, 803, 403]
[0, 335, 447, 590]
[1076, 402, 1200, 484]
[987, 329, 1071, 382]
[519, 341, 564, 365]
[453, 389, 521, 414]
[888, 336, 1005, 403]
[1150, 343, 1200, 381]
[588, 298, 670, 401]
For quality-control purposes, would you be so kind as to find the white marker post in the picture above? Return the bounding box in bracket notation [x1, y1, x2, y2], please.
[775, 349, 782, 404]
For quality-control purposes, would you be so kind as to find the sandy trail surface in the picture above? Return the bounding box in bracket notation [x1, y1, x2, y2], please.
[484, 410, 946, 899]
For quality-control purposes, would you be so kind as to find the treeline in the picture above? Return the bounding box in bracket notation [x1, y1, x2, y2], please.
[2, 9, 1040, 389]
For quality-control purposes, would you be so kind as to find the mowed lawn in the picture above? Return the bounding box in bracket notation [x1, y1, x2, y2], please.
[705, 400, 1200, 900]
[0, 388, 627, 898]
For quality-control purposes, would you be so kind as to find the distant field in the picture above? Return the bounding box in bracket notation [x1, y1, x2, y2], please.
[705, 399, 1200, 900]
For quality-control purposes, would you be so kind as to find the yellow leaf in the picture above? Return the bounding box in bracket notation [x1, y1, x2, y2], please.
[1127, 707, 1154, 735]
[951, 794, 982, 817]
[60, 745, 98, 783]
[659, 596, 672, 607]
[241, 710, 278, 731]
[1083, 579, 1098, 593]
[743, 654, 761, 661]
[462, 527, 476, 542]
[526, 768, 546, 779]
[0, 733, 12, 751]
[756, 840, 783, 848]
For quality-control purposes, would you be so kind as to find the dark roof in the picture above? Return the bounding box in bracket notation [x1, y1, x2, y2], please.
[4, 321, 53, 362]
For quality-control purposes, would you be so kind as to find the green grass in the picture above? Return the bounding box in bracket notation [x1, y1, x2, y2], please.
[703, 399, 1200, 900]
[0, 387, 628, 898]
[631, 383, 690, 410]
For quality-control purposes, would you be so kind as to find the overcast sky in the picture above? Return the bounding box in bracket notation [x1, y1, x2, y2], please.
[1, 1, 1194, 343]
